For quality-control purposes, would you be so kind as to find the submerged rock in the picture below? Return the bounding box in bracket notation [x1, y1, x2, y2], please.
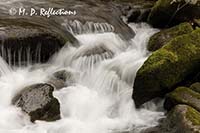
[143, 105, 200, 133]
[148, 22, 193, 51]
[0, 18, 76, 66]
[73, 44, 114, 62]
[164, 87, 200, 111]
[148, 0, 200, 28]
[115, 0, 155, 23]
[12, 83, 60, 122]
[48, 70, 75, 90]
[133, 29, 200, 107]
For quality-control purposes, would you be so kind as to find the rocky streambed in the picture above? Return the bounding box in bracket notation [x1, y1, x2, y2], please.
[0, 0, 199, 133]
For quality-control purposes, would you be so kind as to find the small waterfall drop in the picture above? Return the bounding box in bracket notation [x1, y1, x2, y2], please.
[62, 20, 115, 35]
[0, 23, 164, 133]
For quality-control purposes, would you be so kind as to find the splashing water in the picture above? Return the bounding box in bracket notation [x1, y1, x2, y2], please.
[0, 23, 164, 133]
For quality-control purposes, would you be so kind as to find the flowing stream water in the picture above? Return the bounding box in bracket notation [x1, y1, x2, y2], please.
[0, 19, 165, 133]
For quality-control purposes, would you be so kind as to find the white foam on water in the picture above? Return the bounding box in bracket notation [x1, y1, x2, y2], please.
[0, 23, 164, 133]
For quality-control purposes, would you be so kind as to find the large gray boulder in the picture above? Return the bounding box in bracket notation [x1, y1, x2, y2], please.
[12, 83, 60, 122]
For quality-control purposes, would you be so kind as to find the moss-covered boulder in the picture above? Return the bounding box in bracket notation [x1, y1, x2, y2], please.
[143, 105, 200, 133]
[148, 0, 200, 28]
[133, 29, 200, 107]
[148, 22, 193, 51]
[190, 82, 200, 93]
[164, 87, 200, 111]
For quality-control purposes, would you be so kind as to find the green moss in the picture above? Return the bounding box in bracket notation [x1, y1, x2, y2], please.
[133, 29, 200, 106]
[143, 28, 200, 83]
[190, 82, 200, 93]
[148, 22, 193, 51]
[169, 87, 200, 102]
[166, 87, 200, 112]
[138, 28, 200, 88]
[186, 106, 200, 125]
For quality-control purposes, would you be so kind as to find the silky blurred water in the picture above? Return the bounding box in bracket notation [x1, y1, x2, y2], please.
[0, 22, 165, 133]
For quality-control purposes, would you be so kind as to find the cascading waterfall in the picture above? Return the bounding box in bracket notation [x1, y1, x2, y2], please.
[0, 22, 165, 133]
[0, 44, 43, 66]
[62, 20, 115, 35]
[0, 56, 12, 76]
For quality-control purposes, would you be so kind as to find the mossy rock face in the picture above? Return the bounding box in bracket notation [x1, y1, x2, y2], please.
[148, 0, 200, 28]
[164, 87, 200, 111]
[148, 22, 193, 51]
[133, 29, 200, 107]
[168, 105, 200, 132]
[190, 82, 200, 93]
[142, 105, 200, 133]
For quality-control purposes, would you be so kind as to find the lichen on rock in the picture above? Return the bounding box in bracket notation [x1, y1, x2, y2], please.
[148, 22, 193, 51]
[133, 29, 200, 107]
[164, 87, 200, 111]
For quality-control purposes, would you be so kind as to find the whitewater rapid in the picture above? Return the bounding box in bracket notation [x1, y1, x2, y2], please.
[0, 23, 164, 133]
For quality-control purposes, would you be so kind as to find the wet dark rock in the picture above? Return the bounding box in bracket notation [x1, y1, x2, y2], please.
[0, 18, 77, 66]
[126, 8, 152, 23]
[75, 44, 114, 59]
[148, 0, 200, 28]
[48, 70, 75, 90]
[53, 70, 72, 81]
[137, 8, 152, 22]
[114, 0, 155, 23]
[133, 29, 200, 107]
[127, 9, 141, 22]
[12, 83, 60, 122]
[194, 19, 200, 27]
[175, 71, 200, 88]
[48, 77, 66, 90]
[143, 105, 200, 133]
